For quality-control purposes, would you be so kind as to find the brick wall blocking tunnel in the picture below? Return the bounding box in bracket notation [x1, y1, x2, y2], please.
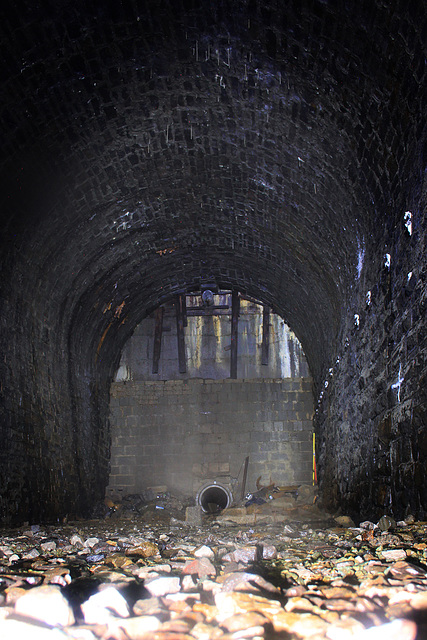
[0, 0, 426, 525]
[107, 298, 314, 502]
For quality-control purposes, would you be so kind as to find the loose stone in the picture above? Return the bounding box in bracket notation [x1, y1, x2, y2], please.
[0, 618, 70, 639]
[358, 618, 417, 639]
[377, 515, 396, 532]
[271, 610, 329, 636]
[83, 537, 100, 548]
[125, 540, 159, 557]
[220, 612, 268, 632]
[22, 548, 40, 559]
[2, 514, 427, 639]
[109, 614, 162, 638]
[15, 585, 75, 627]
[133, 596, 168, 618]
[214, 592, 283, 622]
[70, 535, 84, 546]
[380, 548, 407, 561]
[194, 545, 215, 558]
[190, 620, 221, 639]
[81, 586, 129, 624]
[183, 556, 217, 577]
[144, 576, 181, 596]
[220, 571, 279, 593]
[334, 516, 356, 528]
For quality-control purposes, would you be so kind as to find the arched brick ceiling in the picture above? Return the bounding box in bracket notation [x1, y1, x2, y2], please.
[1, 0, 426, 390]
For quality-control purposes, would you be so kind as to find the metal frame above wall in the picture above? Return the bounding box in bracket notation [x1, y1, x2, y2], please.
[152, 291, 271, 379]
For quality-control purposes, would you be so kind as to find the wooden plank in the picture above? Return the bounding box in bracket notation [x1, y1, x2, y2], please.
[230, 290, 240, 379]
[152, 306, 164, 374]
[186, 308, 231, 317]
[175, 295, 186, 373]
[261, 305, 270, 366]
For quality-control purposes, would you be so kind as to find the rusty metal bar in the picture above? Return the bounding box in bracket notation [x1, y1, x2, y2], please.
[241, 456, 250, 500]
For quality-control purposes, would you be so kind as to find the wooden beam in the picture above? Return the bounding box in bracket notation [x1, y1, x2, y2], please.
[186, 305, 229, 312]
[261, 305, 270, 366]
[187, 307, 231, 318]
[230, 290, 240, 379]
[182, 294, 188, 327]
[175, 295, 186, 374]
[152, 306, 164, 374]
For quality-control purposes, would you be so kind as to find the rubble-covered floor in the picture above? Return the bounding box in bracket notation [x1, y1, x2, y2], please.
[1, 501, 427, 640]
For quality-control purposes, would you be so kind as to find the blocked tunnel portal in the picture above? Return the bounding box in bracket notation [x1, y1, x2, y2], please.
[0, 0, 427, 526]
[107, 295, 315, 503]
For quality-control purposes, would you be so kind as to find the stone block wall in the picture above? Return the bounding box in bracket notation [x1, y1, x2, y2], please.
[107, 378, 314, 501]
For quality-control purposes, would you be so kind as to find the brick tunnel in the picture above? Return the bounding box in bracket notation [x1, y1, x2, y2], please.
[0, 0, 426, 526]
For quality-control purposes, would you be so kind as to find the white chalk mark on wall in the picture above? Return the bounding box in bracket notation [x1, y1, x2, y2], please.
[391, 364, 404, 403]
[404, 211, 412, 236]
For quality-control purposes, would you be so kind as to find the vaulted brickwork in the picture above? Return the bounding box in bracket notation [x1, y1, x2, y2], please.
[0, 0, 426, 524]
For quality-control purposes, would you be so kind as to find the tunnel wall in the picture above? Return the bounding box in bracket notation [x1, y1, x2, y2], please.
[0, 0, 426, 525]
[317, 176, 427, 522]
[107, 377, 314, 500]
[0, 249, 111, 524]
[0, 307, 74, 525]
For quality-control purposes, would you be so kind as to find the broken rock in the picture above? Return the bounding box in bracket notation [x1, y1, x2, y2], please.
[125, 540, 159, 558]
[334, 515, 356, 528]
[0, 618, 70, 640]
[144, 576, 181, 597]
[183, 556, 216, 578]
[380, 548, 407, 562]
[14, 585, 75, 627]
[81, 586, 129, 624]
[194, 544, 215, 559]
[185, 506, 202, 525]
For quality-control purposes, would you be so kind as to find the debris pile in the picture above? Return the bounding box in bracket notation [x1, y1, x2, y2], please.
[0, 509, 426, 639]
[99, 489, 190, 522]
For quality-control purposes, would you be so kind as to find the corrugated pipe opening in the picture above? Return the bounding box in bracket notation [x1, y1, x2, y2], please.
[197, 483, 231, 513]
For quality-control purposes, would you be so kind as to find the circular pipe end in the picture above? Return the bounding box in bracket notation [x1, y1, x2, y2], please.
[197, 483, 231, 513]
